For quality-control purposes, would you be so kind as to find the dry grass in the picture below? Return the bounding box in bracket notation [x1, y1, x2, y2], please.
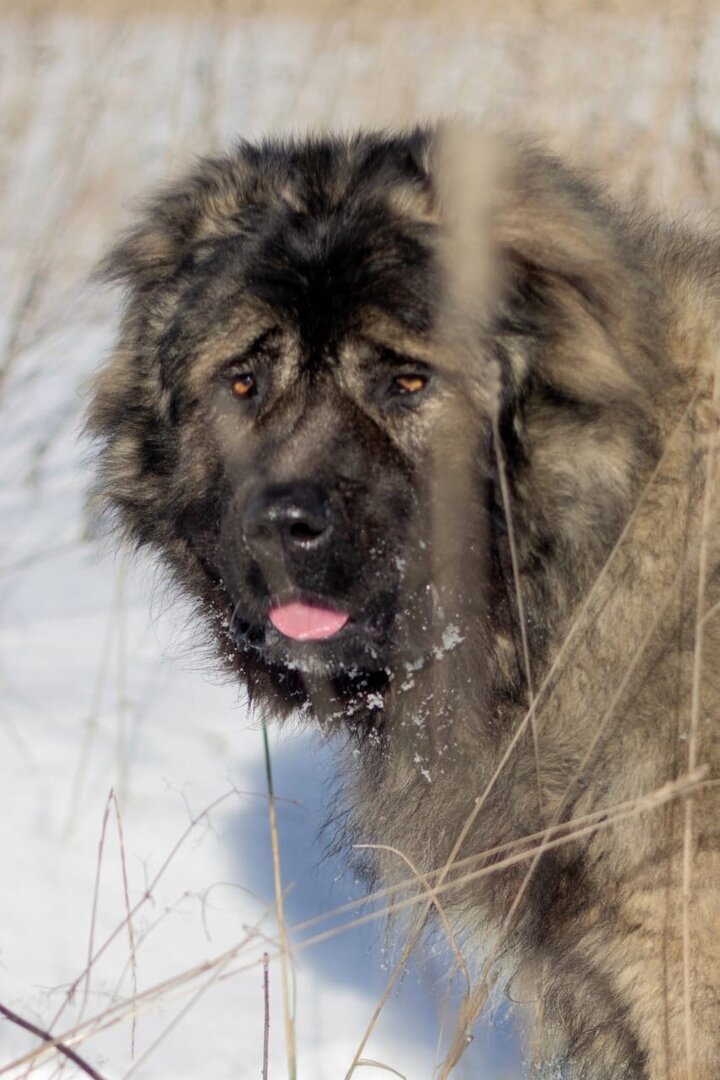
[0, 771, 712, 1077]
[0, 0, 702, 17]
[1, 2, 719, 1077]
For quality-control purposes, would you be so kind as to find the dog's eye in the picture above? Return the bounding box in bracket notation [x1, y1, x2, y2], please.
[393, 374, 428, 395]
[229, 373, 256, 399]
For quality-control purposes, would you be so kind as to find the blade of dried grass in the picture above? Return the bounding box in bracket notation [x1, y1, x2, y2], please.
[342, 125, 510, 1076]
[261, 717, 297, 1080]
[491, 410, 542, 817]
[114, 558, 129, 806]
[262, 952, 270, 1080]
[288, 771, 711, 941]
[69, 788, 115, 1058]
[356, 1060, 407, 1078]
[681, 360, 719, 1080]
[110, 791, 138, 1057]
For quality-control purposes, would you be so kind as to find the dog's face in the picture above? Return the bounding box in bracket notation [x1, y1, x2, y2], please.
[208, 315, 487, 677]
[89, 129, 662, 717]
[90, 131, 494, 704]
[148, 177, 488, 680]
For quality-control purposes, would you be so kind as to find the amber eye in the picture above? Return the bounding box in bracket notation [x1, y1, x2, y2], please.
[393, 374, 427, 395]
[230, 372, 255, 398]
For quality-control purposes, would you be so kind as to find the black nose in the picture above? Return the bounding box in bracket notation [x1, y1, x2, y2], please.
[242, 482, 333, 552]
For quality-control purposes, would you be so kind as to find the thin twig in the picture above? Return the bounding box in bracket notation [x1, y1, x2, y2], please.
[0, 1001, 107, 1080]
[115, 558, 129, 807]
[110, 791, 138, 1057]
[262, 953, 270, 1080]
[492, 410, 543, 818]
[261, 718, 296, 1080]
[77, 792, 114, 1024]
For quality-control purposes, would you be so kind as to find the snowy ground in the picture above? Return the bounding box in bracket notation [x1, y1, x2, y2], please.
[1, 4, 719, 1078]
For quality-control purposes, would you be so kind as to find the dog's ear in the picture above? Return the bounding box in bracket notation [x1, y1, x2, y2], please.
[96, 151, 256, 289]
[97, 199, 188, 288]
[431, 126, 661, 409]
[367, 126, 438, 225]
[493, 144, 663, 409]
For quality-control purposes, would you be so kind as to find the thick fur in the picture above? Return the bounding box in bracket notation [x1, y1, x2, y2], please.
[87, 128, 720, 1077]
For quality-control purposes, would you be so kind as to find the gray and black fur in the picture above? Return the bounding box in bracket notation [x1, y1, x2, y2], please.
[87, 127, 720, 1078]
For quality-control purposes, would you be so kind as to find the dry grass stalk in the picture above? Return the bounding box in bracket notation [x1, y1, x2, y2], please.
[681, 358, 719, 1079]
[491, 409, 543, 817]
[111, 790, 138, 1057]
[261, 717, 297, 1080]
[114, 557, 129, 807]
[262, 952, 270, 1080]
[77, 791, 115, 1028]
[341, 127, 512, 1073]
[355, 1059, 407, 1078]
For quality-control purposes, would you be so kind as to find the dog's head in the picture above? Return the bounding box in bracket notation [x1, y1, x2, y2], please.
[88, 128, 663, 720]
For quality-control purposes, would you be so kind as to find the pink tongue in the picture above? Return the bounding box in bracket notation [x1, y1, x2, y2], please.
[269, 602, 350, 641]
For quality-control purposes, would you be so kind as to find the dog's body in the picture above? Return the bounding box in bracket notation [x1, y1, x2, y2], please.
[88, 128, 720, 1077]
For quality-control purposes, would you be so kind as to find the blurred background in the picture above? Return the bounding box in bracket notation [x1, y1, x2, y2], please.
[1, 1, 719, 1077]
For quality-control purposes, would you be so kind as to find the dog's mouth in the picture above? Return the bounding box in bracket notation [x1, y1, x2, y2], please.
[231, 589, 396, 673]
[268, 600, 351, 641]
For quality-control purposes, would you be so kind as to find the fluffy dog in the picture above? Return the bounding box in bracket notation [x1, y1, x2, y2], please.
[88, 127, 719, 1078]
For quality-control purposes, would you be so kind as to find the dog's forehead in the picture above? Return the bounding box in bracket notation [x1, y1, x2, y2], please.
[176, 271, 440, 405]
[162, 173, 443, 402]
[197, 170, 434, 317]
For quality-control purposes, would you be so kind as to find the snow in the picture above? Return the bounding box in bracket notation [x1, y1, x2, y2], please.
[1, 5, 718, 1078]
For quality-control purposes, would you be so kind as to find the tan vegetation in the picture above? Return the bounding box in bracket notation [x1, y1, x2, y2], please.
[1, 3, 719, 1078]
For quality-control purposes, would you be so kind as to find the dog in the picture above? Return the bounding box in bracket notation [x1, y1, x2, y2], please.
[87, 127, 720, 1077]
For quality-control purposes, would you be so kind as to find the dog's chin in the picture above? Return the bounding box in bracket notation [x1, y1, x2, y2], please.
[234, 615, 395, 677]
